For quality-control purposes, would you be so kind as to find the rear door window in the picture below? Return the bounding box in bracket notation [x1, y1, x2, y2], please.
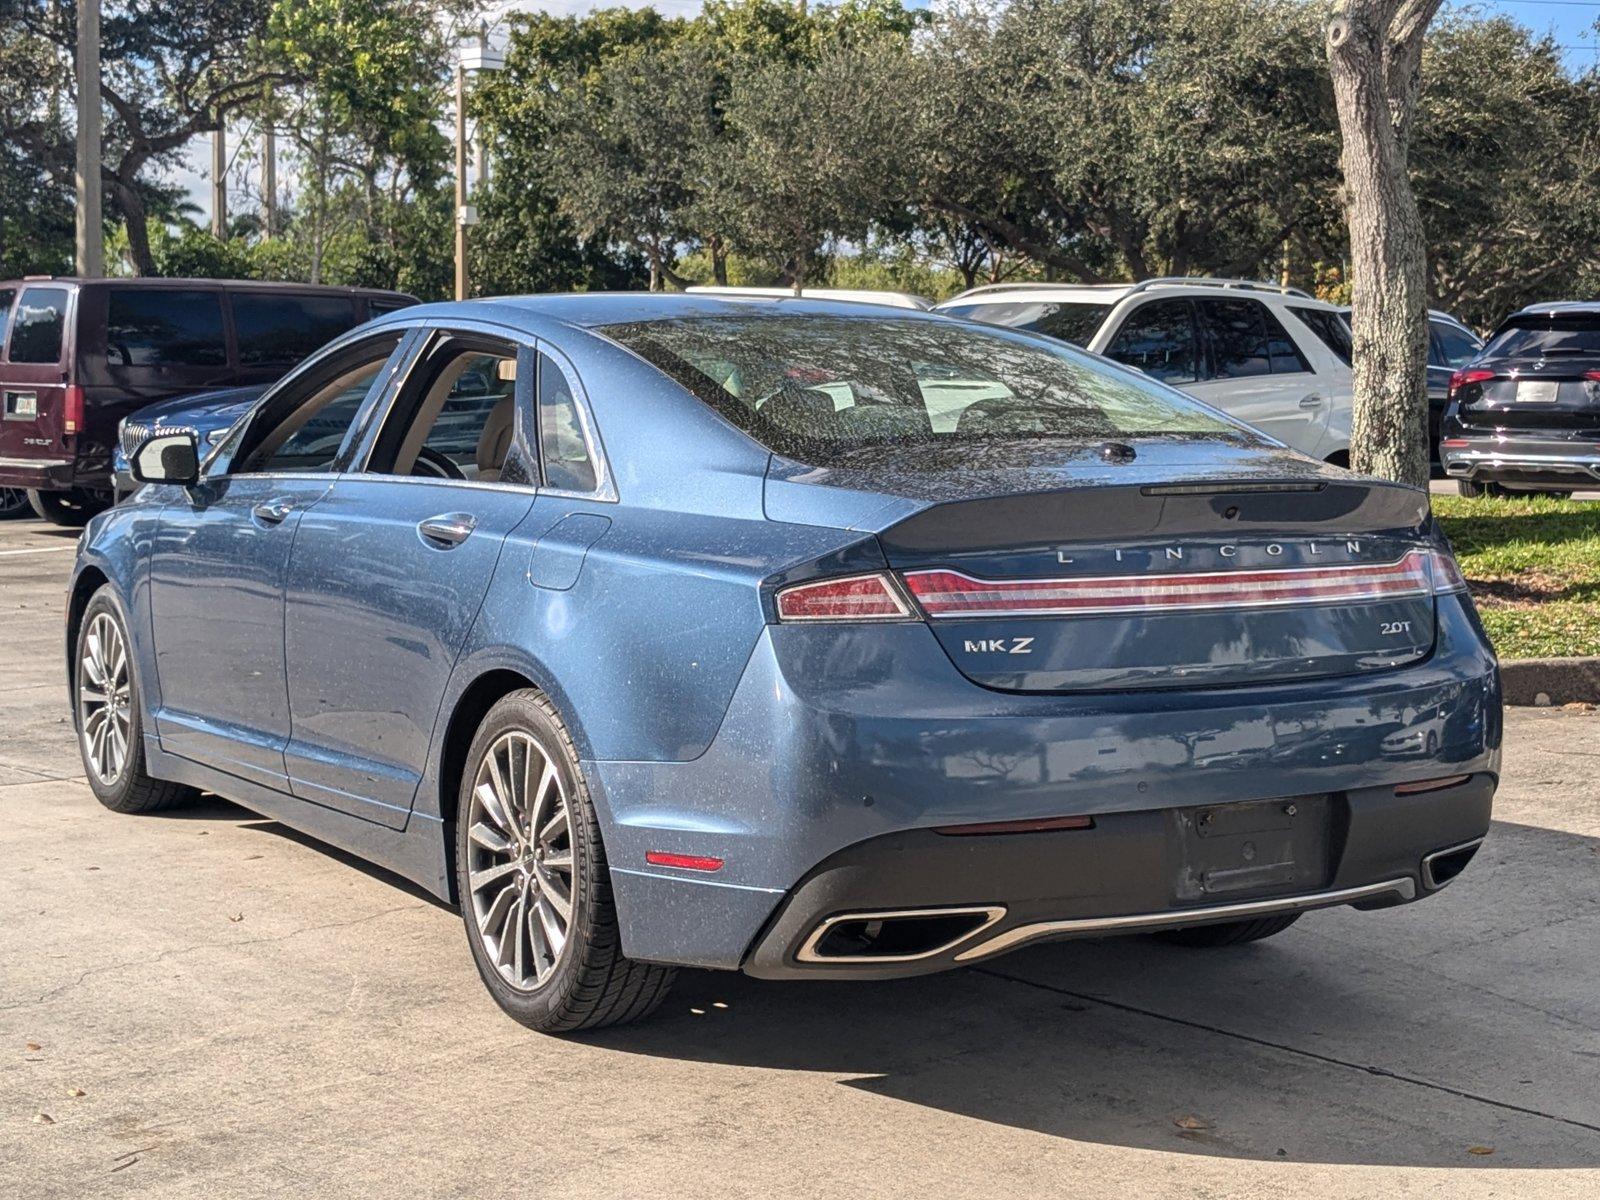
[1104, 299, 1200, 384]
[232, 293, 358, 366]
[1199, 298, 1310, 377]
[105, 289, 226, 367]
[8, 287, 70, 363]
[1288, 306, 1353, 366]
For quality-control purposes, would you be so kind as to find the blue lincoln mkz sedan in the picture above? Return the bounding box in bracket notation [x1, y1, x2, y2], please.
[71, 294, 1500, 1032]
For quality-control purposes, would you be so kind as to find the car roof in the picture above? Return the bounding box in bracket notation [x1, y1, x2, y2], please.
[685, 286, 932, 310]
[1511, 301, 1600, 318]
[0, 277, 413, 300]
[936, 277, 1337, 310]
[380, 292, 959, 332]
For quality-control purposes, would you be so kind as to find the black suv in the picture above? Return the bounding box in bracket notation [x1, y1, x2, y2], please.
[1440, 303, 1600, 498]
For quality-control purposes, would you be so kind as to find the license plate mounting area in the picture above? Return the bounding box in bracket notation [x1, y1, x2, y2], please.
[1170, 796, 1334, 903]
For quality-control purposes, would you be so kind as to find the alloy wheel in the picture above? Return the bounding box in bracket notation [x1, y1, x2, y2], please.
[466, 730, 577, 991]
[78, 612, 131, 785]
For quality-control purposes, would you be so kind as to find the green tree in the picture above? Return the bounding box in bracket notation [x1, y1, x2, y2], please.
[1415, 16, 1600, 329]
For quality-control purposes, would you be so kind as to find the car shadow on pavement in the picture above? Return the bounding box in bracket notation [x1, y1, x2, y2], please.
[586, 818, 1600, 1170]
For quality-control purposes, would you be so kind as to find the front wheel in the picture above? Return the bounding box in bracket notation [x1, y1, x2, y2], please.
[1152, 913, 1302, 948]
[75, 587, 196, 813]
[456, 689, 676, 1032]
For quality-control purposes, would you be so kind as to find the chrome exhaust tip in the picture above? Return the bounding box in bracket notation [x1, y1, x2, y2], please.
[796, 906, 1006, 965]
[1421, 838, 1484, 891]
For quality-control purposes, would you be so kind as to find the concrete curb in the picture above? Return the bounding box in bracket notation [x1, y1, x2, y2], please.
[1500, 657, 1600, 706]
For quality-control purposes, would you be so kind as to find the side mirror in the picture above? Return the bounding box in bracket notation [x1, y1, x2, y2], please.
[131, 430, 200, 487]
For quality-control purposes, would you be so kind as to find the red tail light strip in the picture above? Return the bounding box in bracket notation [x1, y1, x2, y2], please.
[904, 550, 1440, 619]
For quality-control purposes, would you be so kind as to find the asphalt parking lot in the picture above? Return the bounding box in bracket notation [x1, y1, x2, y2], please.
[1, 513, 1597, 1198]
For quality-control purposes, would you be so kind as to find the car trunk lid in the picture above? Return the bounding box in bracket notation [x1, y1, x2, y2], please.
[768, 441, 1439, 692]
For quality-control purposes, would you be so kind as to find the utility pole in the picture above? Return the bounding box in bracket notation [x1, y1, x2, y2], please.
[74, 0, 103, 277]
[476, 23, 491, 189]
[262, 88, 277, 239]
[454, 62, 468, 300]
[211, 120, 227, 239]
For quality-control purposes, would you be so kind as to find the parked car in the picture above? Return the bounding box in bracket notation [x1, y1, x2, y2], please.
[685, 285, 933, 309]
[112, 386, 265, 500]
[1440, 302, 1600, 497]
[1336, 307, 1483, 473]
[74, 294, 1499, 1033]
[936, 278, 1354, 463]
[0, 278, 414, 525]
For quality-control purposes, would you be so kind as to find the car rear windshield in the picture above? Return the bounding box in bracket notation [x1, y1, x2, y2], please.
[1483, 317, 1600, 359]
[600, 314, 1239, 464]
[938, 300, 1111, 347]
[106, 289, 226, 367]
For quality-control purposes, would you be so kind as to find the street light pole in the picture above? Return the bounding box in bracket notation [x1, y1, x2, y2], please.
[212, 120, 227, 239]
[454, 62, 467, 301]
[74, 0, 103, 277]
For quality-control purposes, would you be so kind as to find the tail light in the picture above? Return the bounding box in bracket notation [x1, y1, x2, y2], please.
[775, 573, 913, 622]
[1448, 368, 1494, 398]
[1426, 547, 1468, 594]
[63, 385, 85, 434]
[1584, 370, 1600, 383]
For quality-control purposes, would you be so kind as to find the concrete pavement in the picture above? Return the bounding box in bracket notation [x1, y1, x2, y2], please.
[1, 513, 1597, 1198]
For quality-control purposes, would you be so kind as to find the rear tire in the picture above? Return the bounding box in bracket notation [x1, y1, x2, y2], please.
[456, 689, 676, 1032]
[1152, 913, 1302, 948]
[0, 487, 30, 519]
[28, 487, 107, 527]
[74, 587, 197, 814]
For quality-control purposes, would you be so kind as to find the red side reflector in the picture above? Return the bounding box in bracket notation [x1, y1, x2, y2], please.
[776, 572, 912, 622]
[1394, 775, 1472, 796]
[645, 851, 724, 872]
[62, 385, 85, 434]
[903, 550, 1437, 619]
[934, 814, 1095, 836]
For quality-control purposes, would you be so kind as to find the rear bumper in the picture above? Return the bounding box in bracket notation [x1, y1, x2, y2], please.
[0, 455, 78, 491]
[740, 774, 1492, 979]
[594, 593, 1501, 973]
[1441, 430, 1600, 487]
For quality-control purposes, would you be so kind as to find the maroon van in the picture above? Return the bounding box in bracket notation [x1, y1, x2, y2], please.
[0, 278, 414, 525]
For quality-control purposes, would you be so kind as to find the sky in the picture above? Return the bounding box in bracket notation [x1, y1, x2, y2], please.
[171, 0, 1600, 220]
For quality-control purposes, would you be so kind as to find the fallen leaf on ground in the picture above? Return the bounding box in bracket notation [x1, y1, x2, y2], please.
[24, 1042, 41, 1052]
[33, 1113, 54, 1125]
[1468, 1145, 1494, 1156]
[1174, 1116, 1210, 1131]
[228, 913, 243, 923]
[66, 1087, 85, 1098]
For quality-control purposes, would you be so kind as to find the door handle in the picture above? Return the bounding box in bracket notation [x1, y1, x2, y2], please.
[418, 512, 477, 548]
[252, 499, 294, 525]
[1298, 394, 1324, 409]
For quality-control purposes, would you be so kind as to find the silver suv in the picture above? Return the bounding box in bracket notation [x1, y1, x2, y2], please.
[936, 278, 1355, 463]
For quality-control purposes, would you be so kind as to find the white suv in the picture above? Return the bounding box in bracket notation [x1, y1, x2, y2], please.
[936, 278, 1354, 463]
